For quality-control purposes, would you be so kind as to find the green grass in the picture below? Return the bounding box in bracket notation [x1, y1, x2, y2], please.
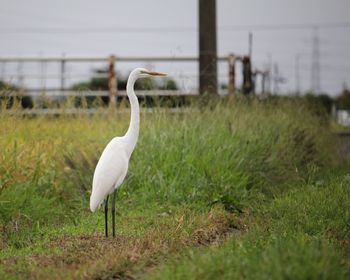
[148, 173, 350, 280]
[0, 97, 347, 279]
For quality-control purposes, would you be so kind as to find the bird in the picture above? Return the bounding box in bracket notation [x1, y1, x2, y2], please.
[90, 68, 167, 237]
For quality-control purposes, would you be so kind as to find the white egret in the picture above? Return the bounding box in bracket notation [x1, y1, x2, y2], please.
[90, 68, 167, 237]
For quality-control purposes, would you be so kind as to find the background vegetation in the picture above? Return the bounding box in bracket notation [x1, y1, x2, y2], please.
[0, 97, 349, 279]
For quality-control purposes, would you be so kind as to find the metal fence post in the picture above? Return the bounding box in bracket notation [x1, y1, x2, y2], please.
[261, 71, 267, 96]
[60, 54, 66, 92]
[17, 61, 24, 93]
[108, 55, 117, 108]
[228, 54, 236, 99]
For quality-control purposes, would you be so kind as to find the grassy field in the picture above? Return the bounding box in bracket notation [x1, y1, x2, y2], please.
[0, 98, 349, 279]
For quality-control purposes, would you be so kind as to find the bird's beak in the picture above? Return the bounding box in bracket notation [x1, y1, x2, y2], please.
[142, 70, 167, 76]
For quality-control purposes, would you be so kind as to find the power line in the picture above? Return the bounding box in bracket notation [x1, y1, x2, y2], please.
[220, 22, 350, 31]
[0, 27, 194, 34]
[0, 22, 350, 34]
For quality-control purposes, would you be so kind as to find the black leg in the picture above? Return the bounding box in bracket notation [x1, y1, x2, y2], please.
[112, 189, 118, 237]
[105, 195, 109, 237]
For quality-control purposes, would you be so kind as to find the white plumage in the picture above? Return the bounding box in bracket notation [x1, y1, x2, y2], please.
[89, 67, 166, 236]
[90, 137, 129, 212]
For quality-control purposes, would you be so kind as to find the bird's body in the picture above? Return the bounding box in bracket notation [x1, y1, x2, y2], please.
[90, 136, 129, 212]
[89, 67, 166, 237]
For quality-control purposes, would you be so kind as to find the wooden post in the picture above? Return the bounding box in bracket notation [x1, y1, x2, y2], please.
[228, 54, 236, 99]
[242, 56, 253, 95]
[108, 55, 117, 108]
[199, 0, 217, 95]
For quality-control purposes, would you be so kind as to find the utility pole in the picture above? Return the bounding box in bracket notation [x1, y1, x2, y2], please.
[248, 32, 254, 94]
[199, 0, 217, 95]
[248, 32, 253, 59]
[311, 27, 321, 94]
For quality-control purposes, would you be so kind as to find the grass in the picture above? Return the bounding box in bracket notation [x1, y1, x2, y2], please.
[148, 173, 350, 280]
[0, 97, 348, 279]
[0, 205, 236, 279]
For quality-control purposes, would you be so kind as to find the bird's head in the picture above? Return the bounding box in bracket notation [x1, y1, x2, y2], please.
[136, 68, 167, 78]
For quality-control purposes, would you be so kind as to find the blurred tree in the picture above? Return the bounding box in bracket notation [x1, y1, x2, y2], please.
[0, 80, 33, 109]
[0, 80, 16, 91]
[71, 68, 177, 91]
[336, 88, 350, 110]
[298, 93, 333, 127]
[159, 78, 178, 90]
[304, 92, 333, 114]
[71, 68, 178, 107]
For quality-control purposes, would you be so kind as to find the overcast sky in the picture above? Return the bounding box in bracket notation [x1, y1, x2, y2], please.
[0, 0, 349, 95]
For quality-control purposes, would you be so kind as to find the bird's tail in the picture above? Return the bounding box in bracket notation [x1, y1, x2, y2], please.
[90, 191, 103, 212]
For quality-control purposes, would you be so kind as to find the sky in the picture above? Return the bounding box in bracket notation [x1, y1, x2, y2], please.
[0, 0, 349, 95]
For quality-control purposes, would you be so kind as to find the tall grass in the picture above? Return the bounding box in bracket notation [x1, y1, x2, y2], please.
[148, 173, 350, 280]
[0, 98, 336, 248]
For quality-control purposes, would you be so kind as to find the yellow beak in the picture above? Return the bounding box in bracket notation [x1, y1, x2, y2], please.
[142, 70, 167, 76]
[149, 71, 167, 76]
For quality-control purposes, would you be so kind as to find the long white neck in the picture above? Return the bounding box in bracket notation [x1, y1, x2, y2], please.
[124, 71, 140, 156]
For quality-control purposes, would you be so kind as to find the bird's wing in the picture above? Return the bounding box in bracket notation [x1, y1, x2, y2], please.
[90, 137, 129, 212]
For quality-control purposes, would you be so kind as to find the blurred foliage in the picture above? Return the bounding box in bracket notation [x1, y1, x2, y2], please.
[158, 78, 178, 90]
[0, 97, 346, 278]
[0, 97, 337, 240]
[336, 88, 350, 110]
[304, 92, 334, 115]
[0, 80, 33, 109]
[71, 68, 178, 91]
[0, 80, 17, 91]
[70, 68, 178, 107]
